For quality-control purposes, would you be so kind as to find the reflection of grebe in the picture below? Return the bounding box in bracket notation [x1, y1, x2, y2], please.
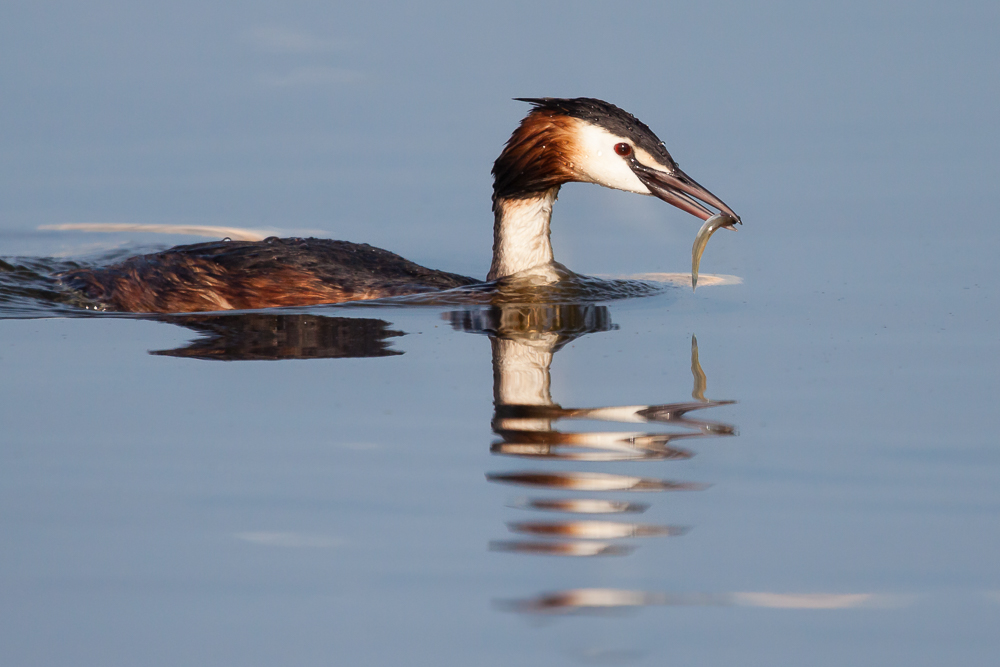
[449, 305, 736, 559]
[62, 98, 740, 313]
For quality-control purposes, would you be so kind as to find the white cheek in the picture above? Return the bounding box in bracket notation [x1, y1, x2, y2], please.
[573, 122, 651, 195]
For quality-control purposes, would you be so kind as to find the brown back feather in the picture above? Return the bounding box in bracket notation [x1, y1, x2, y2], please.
[61, 238, 479, 313]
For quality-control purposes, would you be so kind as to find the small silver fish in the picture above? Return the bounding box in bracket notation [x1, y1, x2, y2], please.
[692, 213, 738, 290]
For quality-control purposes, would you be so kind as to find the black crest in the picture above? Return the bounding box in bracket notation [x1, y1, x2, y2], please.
[516, 97, 677, 167]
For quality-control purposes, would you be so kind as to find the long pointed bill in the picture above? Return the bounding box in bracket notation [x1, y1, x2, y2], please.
[628, 156, 741, 223]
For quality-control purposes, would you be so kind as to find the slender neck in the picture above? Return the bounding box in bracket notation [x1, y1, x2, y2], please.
[487, 187, 560, 281]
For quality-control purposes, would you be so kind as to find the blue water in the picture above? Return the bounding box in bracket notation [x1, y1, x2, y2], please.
[2, 2, 1000, 665]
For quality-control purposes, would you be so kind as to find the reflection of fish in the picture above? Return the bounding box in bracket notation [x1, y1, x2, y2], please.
[692, 213, 738, 290]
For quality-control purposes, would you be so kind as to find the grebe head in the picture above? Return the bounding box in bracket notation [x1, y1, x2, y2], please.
[492, 97, 740, 223]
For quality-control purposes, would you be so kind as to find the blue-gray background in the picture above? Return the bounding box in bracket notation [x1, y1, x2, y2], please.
[2, 2, 999, 665]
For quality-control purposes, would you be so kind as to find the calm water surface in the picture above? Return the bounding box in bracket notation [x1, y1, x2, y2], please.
[2, 2, 999, 665]
[2, 243, 997, 665]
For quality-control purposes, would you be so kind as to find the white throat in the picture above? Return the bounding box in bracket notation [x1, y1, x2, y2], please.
[487, 187, 560, 281]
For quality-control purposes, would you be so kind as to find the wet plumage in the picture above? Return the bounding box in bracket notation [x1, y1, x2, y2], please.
[63, 237, 477, 312]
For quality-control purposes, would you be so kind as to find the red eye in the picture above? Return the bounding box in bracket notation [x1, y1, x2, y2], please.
[614, 142, 632, 156]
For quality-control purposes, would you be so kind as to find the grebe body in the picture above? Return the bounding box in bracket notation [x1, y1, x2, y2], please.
[62, 98, 740, 313]
[63, 237, 478, 313]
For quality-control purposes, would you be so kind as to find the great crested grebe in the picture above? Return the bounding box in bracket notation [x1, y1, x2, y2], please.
[61, 98, 740, 313]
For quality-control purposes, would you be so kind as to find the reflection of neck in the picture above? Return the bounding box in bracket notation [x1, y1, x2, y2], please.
[491, 334, 559, 433]
[488, 188, 559, 281]
[491, 335, 557, 406]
